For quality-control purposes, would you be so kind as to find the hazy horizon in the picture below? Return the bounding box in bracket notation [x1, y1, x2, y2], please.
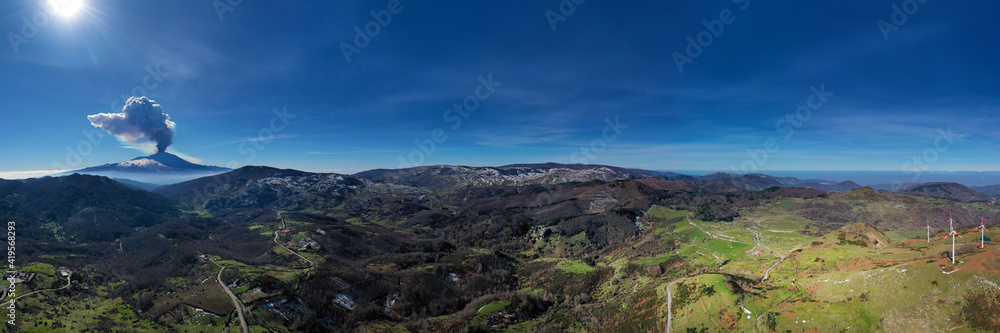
[11, 153, 1000, 188]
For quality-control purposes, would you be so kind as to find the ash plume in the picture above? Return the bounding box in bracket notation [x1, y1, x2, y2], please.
[88, 97, 176, 153]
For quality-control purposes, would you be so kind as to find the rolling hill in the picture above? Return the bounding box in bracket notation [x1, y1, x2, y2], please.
[896, 182, 995, 202]
[0, 173, 179, 242]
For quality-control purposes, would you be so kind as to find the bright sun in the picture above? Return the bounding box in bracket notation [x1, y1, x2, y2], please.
[50, 0, 84, 17]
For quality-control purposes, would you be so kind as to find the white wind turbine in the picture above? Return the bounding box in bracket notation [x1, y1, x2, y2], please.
[924, 220, 933, 243]
[976, 217, 988, 249]
[944, 214, 964, 264]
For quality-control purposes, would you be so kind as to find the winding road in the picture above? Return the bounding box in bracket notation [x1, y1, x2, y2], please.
[5, 273, 72, 303]
[762, 257, 786, 281]
[215, 263, 248, 333]
[205, 215, 312, 333]
[664, 276, 686, 333]
[666, 222, 807, 332]
[274, 230, 315, 268]
[744, 227, 806, 333]
[666, 226, 795, 332]
[747, 227, 785, 281]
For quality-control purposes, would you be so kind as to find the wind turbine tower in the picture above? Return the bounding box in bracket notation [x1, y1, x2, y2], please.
[924, 220, 933, 243]
[944, 214, 964, 264]
[977, 217, 988, 249]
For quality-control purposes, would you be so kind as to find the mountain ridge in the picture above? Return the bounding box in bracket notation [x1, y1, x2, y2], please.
[896, 182, 995, 202]
[38, 157, 1000, 201]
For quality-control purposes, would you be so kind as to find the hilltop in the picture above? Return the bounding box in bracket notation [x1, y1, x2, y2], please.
[897, 182, 995, 202]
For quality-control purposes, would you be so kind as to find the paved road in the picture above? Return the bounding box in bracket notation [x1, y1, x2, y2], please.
[215, 264, 248, 333]
[665, 226, 781, 333]
[747, 227, 785, 281]
[743, 227, 806, 332]
[666, 225, 797, 332]
[747, 227, 779, 257]
[665, 277, 684, 333]
[6, 274, 71, 303]
[762, 257, 786, 281]
[665, 278, 679, 333]
[274, 230, 314, 268]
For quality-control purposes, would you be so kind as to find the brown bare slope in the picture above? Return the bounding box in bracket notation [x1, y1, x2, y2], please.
[836, 222, 891, 248]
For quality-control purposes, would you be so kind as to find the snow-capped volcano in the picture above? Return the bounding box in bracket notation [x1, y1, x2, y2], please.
[66, 152, 232, 186]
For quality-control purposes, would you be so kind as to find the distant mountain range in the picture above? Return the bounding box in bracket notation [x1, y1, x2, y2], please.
[355, 163, 663, 191]
[353, 166, 1000, 203]
[354, 165, 870, 193]
[16, 154, 1000, 204]
[61, 152, 231, 185]
[973, 184, 1000, 195]
[896, 182, 997, 202]
[669, 172, 864, 192]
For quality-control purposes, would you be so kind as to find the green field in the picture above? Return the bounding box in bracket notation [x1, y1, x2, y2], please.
[471, 300, 511, 324]
[656, 201, 1000, 333]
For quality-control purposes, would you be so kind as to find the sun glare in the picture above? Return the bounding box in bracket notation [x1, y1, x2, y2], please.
[49, 0, 84, 17]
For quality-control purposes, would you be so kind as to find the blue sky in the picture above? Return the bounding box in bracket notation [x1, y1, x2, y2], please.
[2, 0, 1000, 178]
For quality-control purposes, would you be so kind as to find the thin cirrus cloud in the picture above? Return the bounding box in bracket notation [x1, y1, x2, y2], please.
[305, 149, 402, 155]
[198, 134, 300, 150]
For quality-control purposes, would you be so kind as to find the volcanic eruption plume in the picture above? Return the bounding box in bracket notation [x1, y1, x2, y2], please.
[88, 96, 176, 153]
